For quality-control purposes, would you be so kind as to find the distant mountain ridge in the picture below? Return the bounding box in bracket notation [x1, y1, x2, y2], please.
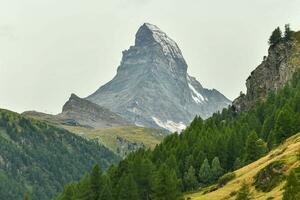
[86, 23, 231, 132]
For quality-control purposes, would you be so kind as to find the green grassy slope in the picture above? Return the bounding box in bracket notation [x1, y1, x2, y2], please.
[23, 111, 167, 156]
[186, 133, 300, 200]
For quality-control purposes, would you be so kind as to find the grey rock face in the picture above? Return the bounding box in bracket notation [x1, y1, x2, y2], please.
[233, 39, 300, 112]
[116, 136, 146, 158]
[60, 93, 130, 128]
[87, 23, 231, 132]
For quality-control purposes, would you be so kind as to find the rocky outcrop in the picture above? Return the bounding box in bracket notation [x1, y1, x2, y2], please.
[233, 33, 300, 111]
[116, 136, 146, 158]
[59, 93, 130, 128]
[87, 23, 231, 132]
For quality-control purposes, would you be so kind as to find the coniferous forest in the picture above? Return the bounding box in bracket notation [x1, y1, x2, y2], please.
[54, 67, 300, 199]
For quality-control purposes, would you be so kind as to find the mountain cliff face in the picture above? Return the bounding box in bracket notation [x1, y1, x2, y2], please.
[233, 31, 300, 111]
[87, 23, 231, 132]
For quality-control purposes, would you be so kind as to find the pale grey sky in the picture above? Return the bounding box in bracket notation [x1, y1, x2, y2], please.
[1, 0, 300, 114]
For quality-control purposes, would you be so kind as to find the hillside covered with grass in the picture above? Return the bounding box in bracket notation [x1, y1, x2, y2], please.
[186, 132, 300, 200]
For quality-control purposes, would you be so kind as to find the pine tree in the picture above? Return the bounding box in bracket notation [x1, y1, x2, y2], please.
[284, 24, 293, 42]
[211, 157, 224, 181]
[244, 131, 266, 163]
[269, 27, 282, 46]
[283, 170, 300, 200]
[90, 164, 102, 200]
[236, 182, 253, 200]
[151, 164, 181, 200]
[199, 158, 212, 184]
[99, 175, 113, 200]
[183, 166, 198, 191]
[118, 173, 139, 200]
[99, 185, 113, 200]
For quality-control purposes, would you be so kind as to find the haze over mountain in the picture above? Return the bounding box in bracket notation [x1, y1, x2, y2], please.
[87, 23, 231, 132]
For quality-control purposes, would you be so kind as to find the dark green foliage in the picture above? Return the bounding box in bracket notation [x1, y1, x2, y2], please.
[23, 194, 30, 200]
[117, 173, 139, 200]
[218, 172, 236, 187]
[236, 182, 253, 200]
[199, 158, 212, 184]
[90, 165, 103, 200]
[284, 24, 293, 41]
[151, 164, 181, 200]
[283, 169, 300, 200]
[211, 157, 224, 181]
[253, 161, 285, 192]
[55, 70, 300, 199]
[269, 27, 282, 46]
[183, 166, 198, 191]
[0, 109, 120, 200]
[244, 131, 267, 163]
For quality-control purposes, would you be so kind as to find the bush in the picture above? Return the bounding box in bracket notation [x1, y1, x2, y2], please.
[253, 161, 285, 192]
[218, 172, 236, 187]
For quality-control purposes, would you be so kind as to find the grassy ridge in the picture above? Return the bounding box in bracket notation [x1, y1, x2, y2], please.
[186, 133, 300, 200]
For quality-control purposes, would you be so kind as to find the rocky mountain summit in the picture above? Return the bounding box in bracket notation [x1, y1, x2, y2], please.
[233, 31, 300, 111]
[87, 23, 231, 132]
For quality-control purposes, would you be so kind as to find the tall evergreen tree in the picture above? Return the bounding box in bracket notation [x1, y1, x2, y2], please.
[211, 157, 224, 181]
[269, 27, 282, 46]
[118, 173, 139, 200]
[183, 166, 198, 191]
[284, 24, 293, 41]
[151, 164, 181, 200]
[244, 131, 267, 163]
[90, 165, 102, 200]
[199, 158, 212, 184]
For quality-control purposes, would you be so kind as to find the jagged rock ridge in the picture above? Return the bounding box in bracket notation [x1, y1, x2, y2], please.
[87, 23, 231, 132]
[59, 93, 130, 128]
[233, 32, 300, 111]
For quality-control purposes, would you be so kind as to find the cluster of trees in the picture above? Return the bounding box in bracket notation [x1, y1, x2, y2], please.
[55, 66, 300, 199]
[283, 167, 300, 200]
[0, 109, 120, 200]
[268, 24, 294, 46]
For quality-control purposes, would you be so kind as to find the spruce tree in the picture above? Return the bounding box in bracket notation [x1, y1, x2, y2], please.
[283, 170, 300, 200]
[244, 131, 266, 163]
[99, 185, 113, 200]
[269, 27, 282, 46]
[183, 166, 198, 191]
[118, 173, 139, 200]
[284, 24, 293, 42]
[90, 164, 102, 200]
[151, 164, 181, 200]
[211, 157, 224, 181]
[199, 158, 212, 184]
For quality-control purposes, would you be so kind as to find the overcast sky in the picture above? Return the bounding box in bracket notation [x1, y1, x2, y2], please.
[1, 0, 300, 114]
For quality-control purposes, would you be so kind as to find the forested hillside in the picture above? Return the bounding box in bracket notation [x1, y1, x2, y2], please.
[0, 109, 120, 200]
[54, 59, 300, 200]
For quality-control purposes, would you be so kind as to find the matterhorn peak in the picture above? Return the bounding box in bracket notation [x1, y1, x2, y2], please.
[86, 23, 231, 132]
[135, 23, 183, 60]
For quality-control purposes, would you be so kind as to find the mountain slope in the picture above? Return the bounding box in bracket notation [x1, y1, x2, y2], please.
[0, 108, 120, 200]
[186, 132, 300, 200]
[87, 23, 231, 132]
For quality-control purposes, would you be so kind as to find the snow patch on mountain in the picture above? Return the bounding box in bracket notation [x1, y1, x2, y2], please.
[187, 77, 207, 104]
[152, 116, 186, 133]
